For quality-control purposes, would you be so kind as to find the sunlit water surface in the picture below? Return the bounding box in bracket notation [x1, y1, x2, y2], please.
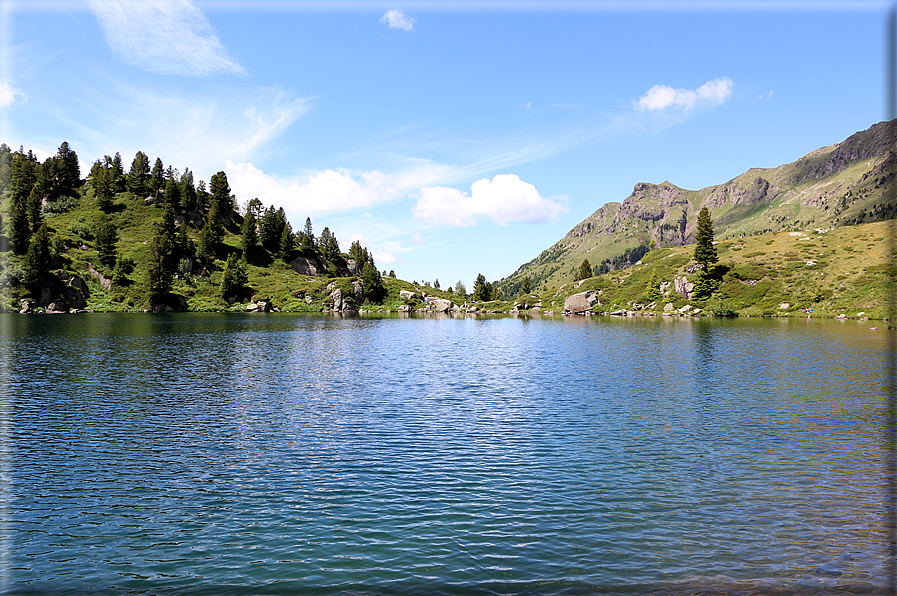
[1, 313, 893, 595]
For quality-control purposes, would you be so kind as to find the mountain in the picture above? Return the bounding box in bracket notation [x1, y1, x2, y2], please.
[498, 120, 896, 296]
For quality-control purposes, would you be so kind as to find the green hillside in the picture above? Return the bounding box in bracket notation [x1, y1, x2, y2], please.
[498, 120, 896, 297]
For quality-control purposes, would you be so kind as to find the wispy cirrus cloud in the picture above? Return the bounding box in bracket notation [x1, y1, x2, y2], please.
[414, 174, 566, 227]
[88, 0, 244, 76]
[0, 79, 24, 107]
[635, 77, 733, 111]
[380, 8, 415, 31]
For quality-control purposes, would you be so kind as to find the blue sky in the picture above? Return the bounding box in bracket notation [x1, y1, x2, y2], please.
[1, 1, 891, 288]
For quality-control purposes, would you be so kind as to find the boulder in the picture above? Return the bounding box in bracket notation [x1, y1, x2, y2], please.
[19, 299, 31, 314]
[674, 276, 694, 299]
[779, 302, 791, 310]
[430, 298, 453, 313]
[677, 304, 693, 314]
[399, 289, 417, 300]
[663, 302, 674, 312]
[660, 281, 672, 296]
[398, 304, 412, 312]
[346, 259, 362, 276]
[564, 290, 598, 314]
[304, 295, 313, 305]
[46, 301, 67, 313]
[330, 288, 343, 311]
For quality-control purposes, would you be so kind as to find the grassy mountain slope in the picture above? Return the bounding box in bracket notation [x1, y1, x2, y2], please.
[524, 219, 894, 320]
[498, 120, 896, 296]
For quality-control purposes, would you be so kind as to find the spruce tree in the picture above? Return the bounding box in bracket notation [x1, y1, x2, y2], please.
[520, 276, 531, 295]
[473, 273, 491, 301]
[23, 224, 51, 285]
[577, 258, 592, 281]
[361, 261, 386, 304]
[129, 151, 150, 197]
[241, 211, 259, 262]
[693, 207, 718, 269]
[150, 158, 165, 193]
[95, 218, 118, 269]
[26, 186, 43, 232]
[209, 171, 231, 217]
[9, 190, 31, 255]
[220, 253, 247, 302]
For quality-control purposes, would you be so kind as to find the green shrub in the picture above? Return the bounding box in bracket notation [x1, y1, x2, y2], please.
[42, 196, 79, 214]
[69, 217, 95, 240]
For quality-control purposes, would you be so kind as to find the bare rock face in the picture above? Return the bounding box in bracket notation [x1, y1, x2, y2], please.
[564, 290, 598, 314]
[346, 259, 363, 276]
[290, 255, 326, 277]
[399, 290, 416, 300]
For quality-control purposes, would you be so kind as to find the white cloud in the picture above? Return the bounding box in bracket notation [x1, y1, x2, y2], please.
[226, 161, 400, 220]
[89, 0, 244, 76]
[635, 77, 733, 111]
[412, 232, 425, 245]
[413, 174, 566, 228]
[0, 80, 24, 107]
[380, 8, 415, 31]
[520, 101, 531, 110]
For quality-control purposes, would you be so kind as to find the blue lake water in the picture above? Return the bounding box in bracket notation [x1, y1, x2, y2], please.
[1, 313, 894, 595]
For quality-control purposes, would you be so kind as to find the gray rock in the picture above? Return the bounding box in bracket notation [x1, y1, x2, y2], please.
[19, 299, 31, 314]
[663, 302, 674, 312]
[46, 301, 66, 313]
[430, 298, 453, 313]
[779, 302, 790, 310]
[399, 289, 417, 300]
[398, 304, 411, 312]
[304, 295, 313, 305]
[346, 259, 362, 276]
[660, 281, 672, 296]
[352, 280, 364, 306]
[330, 288, 343, 311]
[677, 304, 693, 314]
[674, 276, 694, 299]
[564, 290, 598, 314]
[289, 255, 326, 277]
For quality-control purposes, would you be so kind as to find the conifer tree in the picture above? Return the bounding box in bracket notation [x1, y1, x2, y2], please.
[361, 261, 386, 304]
[198, 203, 224, 258]
[129, 151, 150, 196]
[94, 164, 114, 211]
[9, 190, 31, 255]
[473, 273, 491, 301]
[164, 178, 180, 210]
[220, 253, 247, 302]
[241, 210, 259, 262]
[26, 186, 43, 232]
[23, 224, 51, 285]
[693, 207, 718, 269]
[209, 171, 231, 217]
[520, 276, 531, 296]
[577, 258, 592, 281]
[150, 158, 165, 193]
[95, 218, 118, 269]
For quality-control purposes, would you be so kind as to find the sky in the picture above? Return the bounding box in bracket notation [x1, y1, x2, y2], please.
[1, 1, 892, 288]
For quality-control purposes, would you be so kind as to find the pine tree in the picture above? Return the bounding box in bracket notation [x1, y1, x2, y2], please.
[146, 230, 174, 299]
[26, 186, 43, 232]
[361, 262, 386, 304]
[23, 224, 51, 285]
[520, 276, 531, 295]
[94, 164, 114, 211]
[577, 258, 592, 281]
[278, 224, 293, 261]
[198, 203, 224, 259]
[693, 207, 718, 269]
[473, 273, 491, 301]
[301, 217, 315, 252]
[9, 189, 31, 255]
[241, 211, 259, 262]
[181, 169, 197, 211]
[209, 171, 231, 217]
[129, 151, 150, 197]
[644, 270, 661, 302]
[95, 218, 118, 269]
[220, 253, 247, 302]
[164, 177, 180, 210]
[150, 158, 165, 193]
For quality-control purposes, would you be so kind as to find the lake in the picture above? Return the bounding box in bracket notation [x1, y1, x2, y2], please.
[1, 313, 893, 595]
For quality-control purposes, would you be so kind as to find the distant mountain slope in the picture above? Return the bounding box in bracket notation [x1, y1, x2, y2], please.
[498, 120, 896, 295]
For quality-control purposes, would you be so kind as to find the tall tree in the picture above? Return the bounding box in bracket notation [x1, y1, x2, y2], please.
[94, 163, 115, 211]
[241, 210, 259, 262]
[129, 151, 150, 196]
[520, 276, 531, 296]
[278, 223, 293, 261]
[181, 169, 197, 211]
[23, 224, 51, 286]
[473, 273, 491, 302]
[454, 280, 466, 296]
[9, 189, 31, 255]
[299, 217, 315, 252]
[26, 186, 43, 233]
[150, 158, 165, 193]
[220, 253, 247, 302]
[164, 177, 181, 210]
[112, 152, 125, 191]
[693, 207, 718, 269]
[95, 218, 118, 269]
[577, 258, 592, 281]
[197, 202, 224, 258]
[361, 262, 386, 304]
[209, 171, 231, 217]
